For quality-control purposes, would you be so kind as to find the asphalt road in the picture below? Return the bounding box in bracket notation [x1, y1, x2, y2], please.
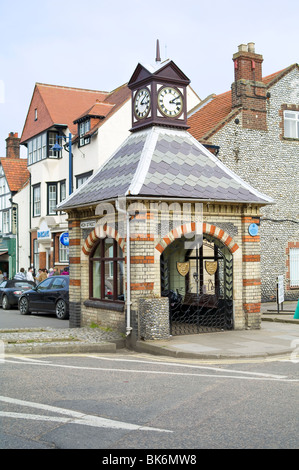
[0, 352, 298, 450]
[0, 307, 69, 329]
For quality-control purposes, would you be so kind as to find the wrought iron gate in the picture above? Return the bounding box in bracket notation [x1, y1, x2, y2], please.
[161, 236, 233, 335]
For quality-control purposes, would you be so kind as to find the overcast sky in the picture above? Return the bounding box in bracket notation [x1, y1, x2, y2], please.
[0, 0, 298, 157]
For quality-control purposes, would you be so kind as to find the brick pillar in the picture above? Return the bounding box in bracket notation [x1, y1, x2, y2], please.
[241, 215, 262, 328]
[68, 219, 82, 327]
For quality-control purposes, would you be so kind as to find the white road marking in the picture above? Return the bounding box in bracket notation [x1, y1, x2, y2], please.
[87, 355, 287, 379]
[2, 358, 298, 382]
[0, 396, 172, 432]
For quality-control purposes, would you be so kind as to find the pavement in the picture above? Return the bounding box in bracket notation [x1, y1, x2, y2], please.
[1, 300, 298, 360]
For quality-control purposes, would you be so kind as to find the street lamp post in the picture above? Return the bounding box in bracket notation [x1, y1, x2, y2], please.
[51, 133, 73, 195]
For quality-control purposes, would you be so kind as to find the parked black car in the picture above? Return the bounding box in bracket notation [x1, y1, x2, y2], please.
[18, 275, 69, 320]
[0, 279, 36, 310]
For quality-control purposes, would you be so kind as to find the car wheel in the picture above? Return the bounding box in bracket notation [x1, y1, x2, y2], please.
[2, 295, 11, 310]
[55, 299, 68, 320]
[19, 297, 30, 315]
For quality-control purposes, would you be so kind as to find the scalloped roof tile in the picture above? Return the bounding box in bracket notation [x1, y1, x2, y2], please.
[58, 127, 273, 211]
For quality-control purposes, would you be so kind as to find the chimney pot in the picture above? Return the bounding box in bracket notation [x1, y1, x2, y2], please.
[248, 42, 255, 53]
[238, 44, 248, 52]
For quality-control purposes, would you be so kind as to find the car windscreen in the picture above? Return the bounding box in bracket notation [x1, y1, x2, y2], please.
[37, 278, 53, 290]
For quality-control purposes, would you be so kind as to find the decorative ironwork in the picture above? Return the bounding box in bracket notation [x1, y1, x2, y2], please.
[161, 237, 233, 335]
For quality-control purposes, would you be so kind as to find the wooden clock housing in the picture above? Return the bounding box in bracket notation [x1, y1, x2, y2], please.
[128, 60, 190, 132]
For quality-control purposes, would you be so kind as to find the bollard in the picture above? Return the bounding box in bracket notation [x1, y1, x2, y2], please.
[294, 300, 299, 319]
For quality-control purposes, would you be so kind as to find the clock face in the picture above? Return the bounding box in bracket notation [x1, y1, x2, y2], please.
[157, 87, 183, 117]
[134, 88, 151, 119]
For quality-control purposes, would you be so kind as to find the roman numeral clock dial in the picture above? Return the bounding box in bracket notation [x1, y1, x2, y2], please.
[134, 88, 151, 119]
[157, 87, 183, 117]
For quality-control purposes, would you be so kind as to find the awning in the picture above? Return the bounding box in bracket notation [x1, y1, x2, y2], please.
[0, 250, 8, 256]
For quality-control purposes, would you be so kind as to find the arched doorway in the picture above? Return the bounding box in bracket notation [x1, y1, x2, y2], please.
[161, 234, 233, 334]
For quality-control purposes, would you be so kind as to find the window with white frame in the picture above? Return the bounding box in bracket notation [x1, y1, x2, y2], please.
[290, 248, 299, 287]
[79, 119, 90, 137]
[284, 110, 299, 139]
[47, 183, 57, 215]
[33, 238, 39, 271]
[59, 240, 69, 263]
[60, 180, 66, 202]
[33, 184, 41, 217]
[2, 210, 10, 233]
[48, 131, 61, 158]
[28, 131, 61, 164]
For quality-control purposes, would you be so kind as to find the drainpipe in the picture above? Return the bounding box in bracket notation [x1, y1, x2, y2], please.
[115, 199, 132, 336]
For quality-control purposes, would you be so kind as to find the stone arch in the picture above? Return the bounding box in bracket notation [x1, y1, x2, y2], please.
[155, 222, 239, 256]
[82, 224, 125, 256]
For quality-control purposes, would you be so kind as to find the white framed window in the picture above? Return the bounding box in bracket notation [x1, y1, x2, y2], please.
[2, 210, 10, 233]
[33, 184, 41, 217]
[79, 119, 90, 137]
[28, 131, 48, 164]
[60, 180, 66, 202]
[284, 110, 299, 139]
[33, 238, 39, 271]
[59, 241, 69, 263]
[290, 248, 299, 287]
[47, 183, 57, 215]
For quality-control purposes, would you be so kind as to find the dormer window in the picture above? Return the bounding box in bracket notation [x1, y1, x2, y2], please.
[79, 119, 90, 137]
[78, 119, 91, 147]
[34, 108, 38, 121]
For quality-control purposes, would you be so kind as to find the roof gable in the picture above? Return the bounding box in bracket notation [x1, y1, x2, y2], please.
[128, 60, 190, 88]
[0, 158, 30, 192]
[21, 84, 110, 143]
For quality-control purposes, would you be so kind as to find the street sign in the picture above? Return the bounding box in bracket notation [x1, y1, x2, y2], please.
[59, 232, 69, 247]
[277, 275, 284, 313]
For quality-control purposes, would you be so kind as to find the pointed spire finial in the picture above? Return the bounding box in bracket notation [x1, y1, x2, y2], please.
[155, 39, 161, 63]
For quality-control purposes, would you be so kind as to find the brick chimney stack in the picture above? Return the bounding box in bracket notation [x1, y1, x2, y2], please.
[5, 132, 20, 158]
[231, 43, 267, 131]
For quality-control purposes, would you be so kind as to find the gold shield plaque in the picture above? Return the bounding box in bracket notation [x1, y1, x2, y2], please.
[177, 261, 190, 277]
[205, 261, 218, 276]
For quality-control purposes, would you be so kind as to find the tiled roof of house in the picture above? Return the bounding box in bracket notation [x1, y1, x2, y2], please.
[58, 127, 273, 211]
[0, 158, 30, 192]
[74, 100, 115, 122]
[20, 82, 130, 144]
[188, 66, 296, 141]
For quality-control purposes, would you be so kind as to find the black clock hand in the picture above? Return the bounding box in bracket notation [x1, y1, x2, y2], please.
[170, 97, 181, 104]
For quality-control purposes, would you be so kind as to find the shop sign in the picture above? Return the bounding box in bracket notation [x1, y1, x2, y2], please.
[37, 229, 50, 239]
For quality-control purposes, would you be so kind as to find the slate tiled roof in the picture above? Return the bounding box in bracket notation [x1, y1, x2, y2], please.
[59, 127, 273, 211]
[188, 66, 296, 141]
[0, 158, 29, 192]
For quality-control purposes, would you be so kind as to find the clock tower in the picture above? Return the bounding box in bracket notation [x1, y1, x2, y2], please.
[128, 41, 190, 132]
